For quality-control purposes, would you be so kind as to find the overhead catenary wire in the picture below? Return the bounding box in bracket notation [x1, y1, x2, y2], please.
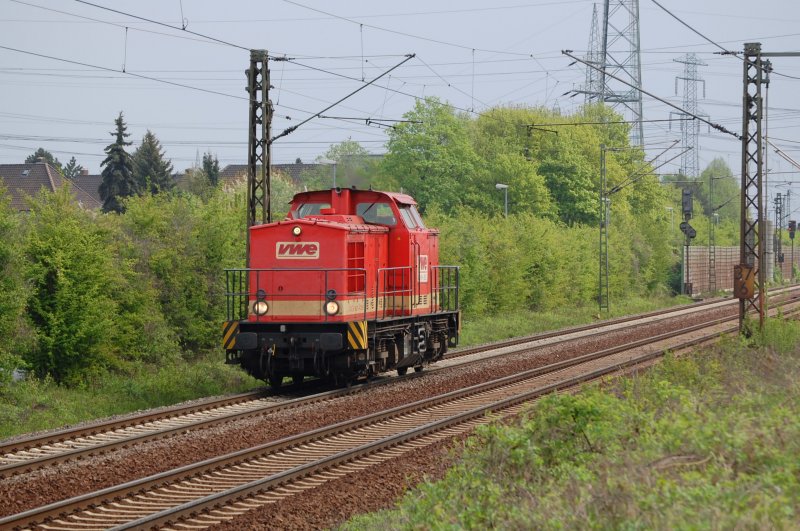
[609, 139, 681, 195]
[73, 0, 251, 51]
[0, 45, 407, 134]
[613, 147, 691, 195]
[282, 0, 537, 57]
[648, 0, 800, 81]
[10, 0, 224, 48]
[270, 54, 416, 144]
[562, 50, 741, 140]
[0, 44, 247, 101]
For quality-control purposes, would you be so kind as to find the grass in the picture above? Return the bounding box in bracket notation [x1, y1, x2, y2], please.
[343, 318, 800, 530]
[0, 354, 260, 439]
[0, 293, 690, 440]
[459, 294, 693, 347]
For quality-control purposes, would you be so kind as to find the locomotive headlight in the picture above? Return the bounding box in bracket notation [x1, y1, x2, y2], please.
[292, 225, 302, 236]
[253, 300, 269, 316]
[324, 300, 340, 315]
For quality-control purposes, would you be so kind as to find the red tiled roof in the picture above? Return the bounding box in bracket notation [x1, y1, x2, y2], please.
[0, 163, 102, 211]
[70, 173, 103, 205]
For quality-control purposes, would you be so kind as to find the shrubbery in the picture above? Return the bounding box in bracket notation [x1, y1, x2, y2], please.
[431, 208, 671, 315]
[0, 101, 698, 390]
[0, 185, 27, 384]
[346, 321, 800, 529]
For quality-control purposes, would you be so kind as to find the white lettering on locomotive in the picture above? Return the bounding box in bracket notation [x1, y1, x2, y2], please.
[419, 254, 429, 283]
[276, 242, 320, 259]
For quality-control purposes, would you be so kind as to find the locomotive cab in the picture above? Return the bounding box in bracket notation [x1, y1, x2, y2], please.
[223, 188, 460, 387]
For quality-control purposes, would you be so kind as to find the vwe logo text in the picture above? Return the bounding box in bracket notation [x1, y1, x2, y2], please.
[276, 242, 320, 259]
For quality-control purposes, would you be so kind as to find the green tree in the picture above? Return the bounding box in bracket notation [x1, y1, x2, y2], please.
[62, 157, 84, 179]
[133, 130, 174, 194]
[319, 139, 377, 189]
[698, 158, 738, 221]
[120, 191, 235, 351]
[99, 112, 137, 213]
[25, 148, 62, 174]
[202, 151, 220, 187]
[24, 187, 118, 385]
[381, 97, 480, 213]
[472, 107, 555, 217]
[0, 184, 26, 383]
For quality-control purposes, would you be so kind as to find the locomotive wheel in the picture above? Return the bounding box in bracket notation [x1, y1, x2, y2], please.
[414, 365, 424, 373]
[397, 367, 408, 376]
[292, 374, 304, 385]
[268, 373, 283, 388]
[331, 372, 353, 388]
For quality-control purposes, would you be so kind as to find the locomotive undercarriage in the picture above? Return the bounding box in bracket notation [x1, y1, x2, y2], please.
[228, 313, 458, 387]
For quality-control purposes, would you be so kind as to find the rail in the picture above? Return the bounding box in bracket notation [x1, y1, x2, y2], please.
[9, 303, 800, 530]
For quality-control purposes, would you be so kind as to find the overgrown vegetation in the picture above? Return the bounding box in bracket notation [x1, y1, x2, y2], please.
[344, 319, 800, 529]
[0, 355, 257, 438]
[0, 100, 741, 436]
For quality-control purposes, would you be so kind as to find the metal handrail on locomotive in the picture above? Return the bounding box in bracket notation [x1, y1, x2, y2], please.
[223, 187, 461, 387]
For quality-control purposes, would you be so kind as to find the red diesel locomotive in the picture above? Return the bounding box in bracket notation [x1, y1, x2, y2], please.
[223, 187, 460, 386]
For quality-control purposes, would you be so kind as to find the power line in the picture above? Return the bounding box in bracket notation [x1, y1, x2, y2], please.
[271, 54, 416, 143]
[10, 0, 222, 48]
[648, 0, 734, 55]
[0, 45, 396, 134]
[282, 0, 535, 57]
[0, 44, 246, 101]
[562, 50, 740, 140]
[648, 0, 800, 81]
[73, 0, 250, 51]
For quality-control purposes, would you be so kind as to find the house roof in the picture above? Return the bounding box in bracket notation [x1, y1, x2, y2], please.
[0, 163, 103, 211]
[70, 172, 103, 205]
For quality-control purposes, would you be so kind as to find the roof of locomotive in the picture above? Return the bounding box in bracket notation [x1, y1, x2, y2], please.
[289, 188, 417, 208]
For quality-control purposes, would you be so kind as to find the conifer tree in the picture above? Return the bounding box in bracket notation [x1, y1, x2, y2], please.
[62, 157, 84, 179]
[202, 151, 220, 186]
[99, 112, 136, 213]
[133, 130, 174, 194]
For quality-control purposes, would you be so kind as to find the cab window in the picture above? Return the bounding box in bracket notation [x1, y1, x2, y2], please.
[295, 202, 330, 218]
[357, 202, 396, 226]
[399, 204, 425, 229]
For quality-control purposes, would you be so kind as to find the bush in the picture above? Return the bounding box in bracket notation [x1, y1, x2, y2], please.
[429, 207, 672, 318]
[345, 319, 800, 529]
[0, 184, 27, 385]
[23, 187, 119, 385]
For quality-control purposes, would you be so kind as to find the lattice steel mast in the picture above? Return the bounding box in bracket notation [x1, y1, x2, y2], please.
[738, 42, 766, 332]
[600, 0, 644, 146]
[599, 145, 610, 312]
[584, 4, 604, 103]
[674, 53, 706, 179]
[775, 193, 783, 272]
[245, 49, 273, 269]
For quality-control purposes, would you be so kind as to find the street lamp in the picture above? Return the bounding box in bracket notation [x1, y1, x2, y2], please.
[495, 183, 509, 217]
[318, 158, 337, 188]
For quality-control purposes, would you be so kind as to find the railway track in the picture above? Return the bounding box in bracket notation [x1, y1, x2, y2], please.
[2, 287, 798, 479]
[5, 298, 800, 530]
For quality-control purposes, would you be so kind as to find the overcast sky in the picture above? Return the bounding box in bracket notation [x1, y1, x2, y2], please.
[2, 0, 800, 209]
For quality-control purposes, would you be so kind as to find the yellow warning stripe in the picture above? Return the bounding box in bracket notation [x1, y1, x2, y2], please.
[347, 320, 368, 350]
[222, 321, 239, 350]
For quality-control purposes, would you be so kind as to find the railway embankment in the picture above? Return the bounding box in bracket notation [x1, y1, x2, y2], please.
[343, 319, 800, 529]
